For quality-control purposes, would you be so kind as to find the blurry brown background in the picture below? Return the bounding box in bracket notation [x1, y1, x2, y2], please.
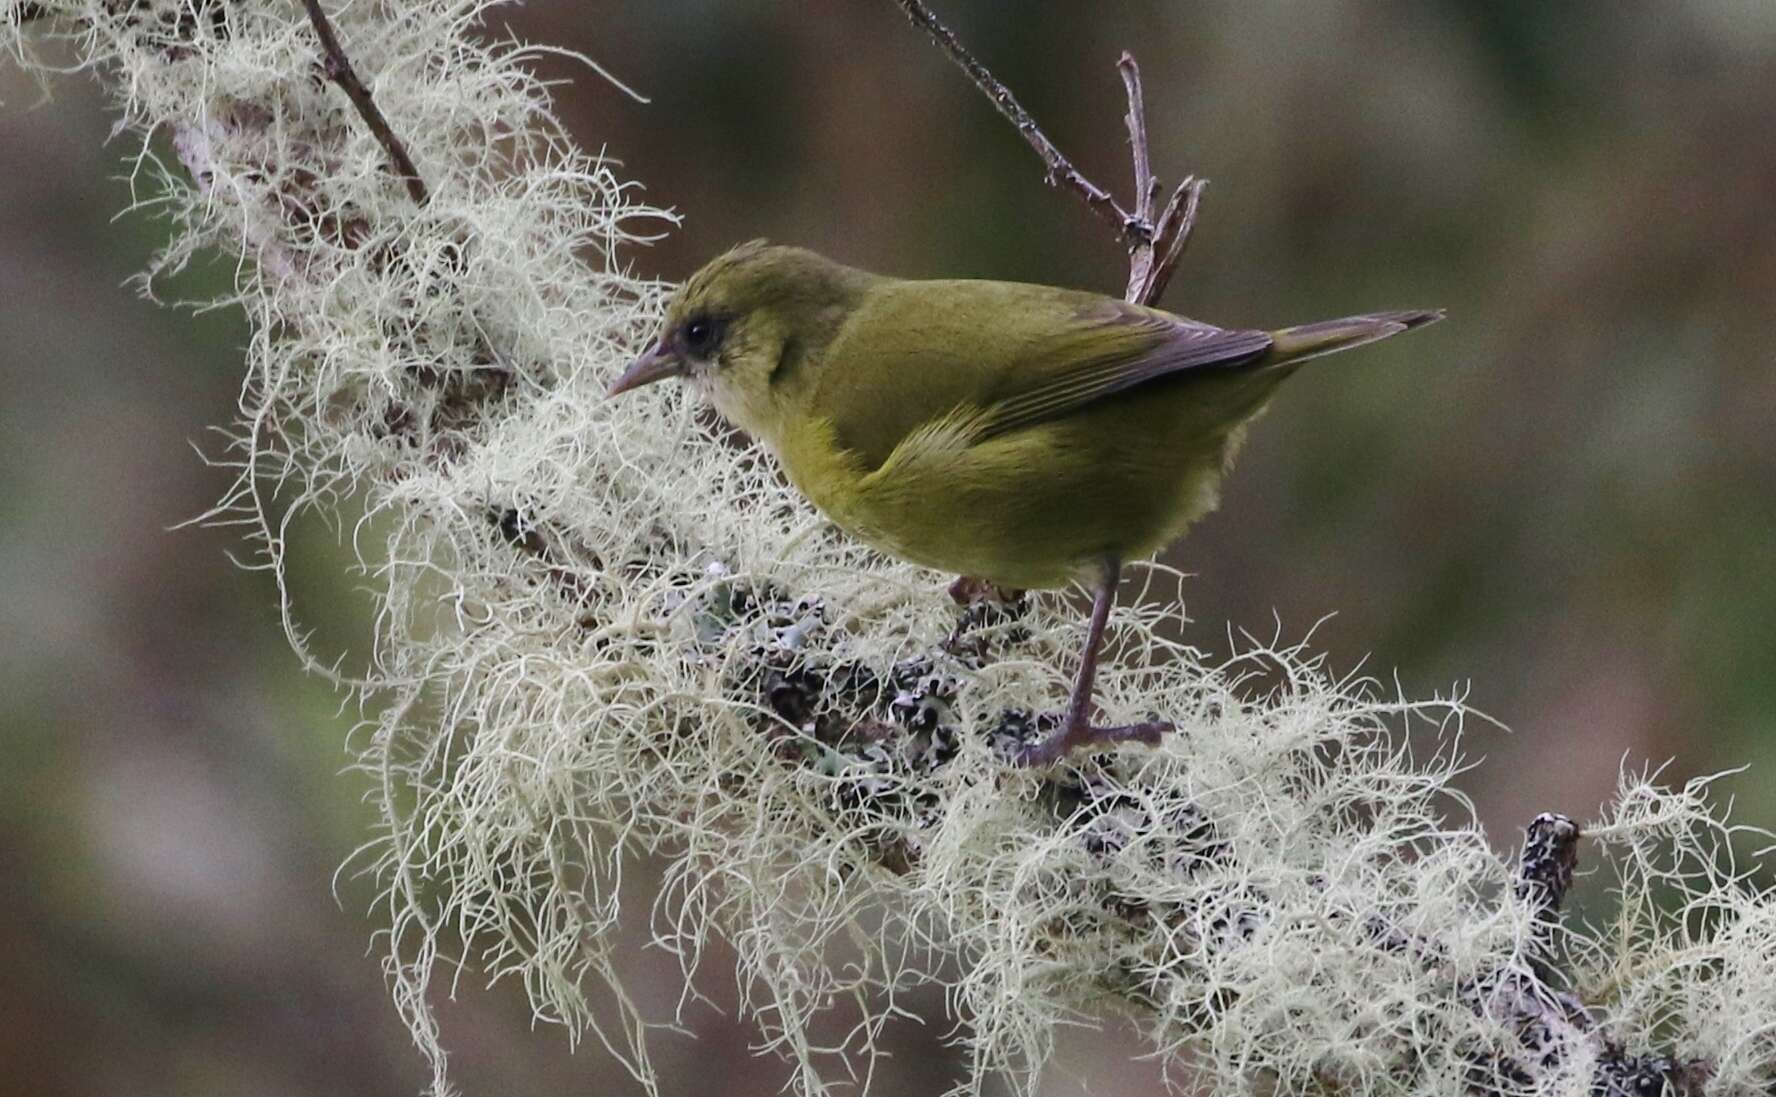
[3, 2, 1773, 1094]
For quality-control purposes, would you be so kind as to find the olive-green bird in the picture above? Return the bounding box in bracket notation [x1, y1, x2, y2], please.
[609, 242, 1441, 765]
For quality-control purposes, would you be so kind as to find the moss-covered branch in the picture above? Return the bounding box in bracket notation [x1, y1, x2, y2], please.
[5, 4, 1771, 1096]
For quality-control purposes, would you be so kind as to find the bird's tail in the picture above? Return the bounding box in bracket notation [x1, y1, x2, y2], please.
[1265, 309, 1445, 367]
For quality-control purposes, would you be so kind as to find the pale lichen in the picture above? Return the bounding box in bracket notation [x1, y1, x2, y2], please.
[6, 3, 1773, 1095]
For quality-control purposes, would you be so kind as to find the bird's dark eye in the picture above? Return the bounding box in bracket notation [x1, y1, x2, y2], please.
[682, 314, 719, 356]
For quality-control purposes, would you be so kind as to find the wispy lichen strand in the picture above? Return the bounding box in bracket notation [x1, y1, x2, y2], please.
[5, 3, 1773, 1095]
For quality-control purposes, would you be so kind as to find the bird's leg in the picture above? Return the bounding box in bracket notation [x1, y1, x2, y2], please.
[1014, 558, 1172, 767]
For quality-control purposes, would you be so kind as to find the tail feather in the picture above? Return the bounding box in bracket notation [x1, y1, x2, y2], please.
[1265, 308, 1445, 367]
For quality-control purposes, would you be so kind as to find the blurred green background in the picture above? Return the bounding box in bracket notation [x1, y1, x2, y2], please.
[3, 2, 1773, 1094]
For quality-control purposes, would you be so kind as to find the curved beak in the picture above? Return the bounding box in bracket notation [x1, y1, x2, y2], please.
[607, 341, 685, 397]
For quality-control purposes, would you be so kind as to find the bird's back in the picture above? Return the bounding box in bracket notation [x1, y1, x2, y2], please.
[775, 278, 1283, 587]
[806, 279, 1254, 468]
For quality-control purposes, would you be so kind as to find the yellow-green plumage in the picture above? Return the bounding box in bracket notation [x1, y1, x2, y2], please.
[613, 242, 1440, 591]
[608, 241, 1440, 763]
[777, 283, 1260, 589]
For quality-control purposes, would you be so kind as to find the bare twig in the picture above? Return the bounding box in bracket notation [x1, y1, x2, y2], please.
[1113, 52, 1205, 305]
[1143, 175, 1206, 304]
[893, 0, 1132, 239]
[1117, 52, 1164, 301]
[892, 1, 1202, 309]
[300, 0, 429, 206]
[1119, 52, 1159, 228]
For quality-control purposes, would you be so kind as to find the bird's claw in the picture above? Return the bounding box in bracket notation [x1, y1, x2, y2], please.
[1011, 719, 1172, 768]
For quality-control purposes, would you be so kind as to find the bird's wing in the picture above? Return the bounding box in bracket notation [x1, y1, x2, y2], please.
[814, 281, 1272, 468]
[968, 314, 1272, 441]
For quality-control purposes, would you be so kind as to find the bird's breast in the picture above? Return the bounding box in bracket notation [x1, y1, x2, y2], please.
[767, 405, 1240, 590]
[771, 416, 870, 522]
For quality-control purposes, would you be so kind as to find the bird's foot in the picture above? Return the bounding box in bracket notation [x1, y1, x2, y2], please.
[1011, 718, 1172, 768]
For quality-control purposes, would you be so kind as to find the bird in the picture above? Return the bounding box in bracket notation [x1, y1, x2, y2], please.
[608, 241, 1441, 765]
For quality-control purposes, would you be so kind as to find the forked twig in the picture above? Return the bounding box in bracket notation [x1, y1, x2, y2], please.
[1144, 175, 1205, 303]
[301, 0, 429, 206]
[1117, 52, 1206, 304]
[892, 1, 1201, 307]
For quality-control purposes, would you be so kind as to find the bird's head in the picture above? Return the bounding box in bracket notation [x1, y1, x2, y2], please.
[607, 241, 874, 440]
